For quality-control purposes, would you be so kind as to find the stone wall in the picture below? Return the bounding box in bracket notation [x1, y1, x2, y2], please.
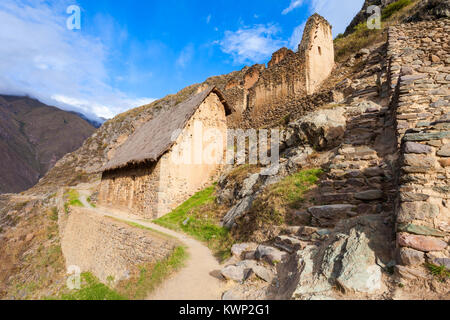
[387, 19, 450, 273]
[61, 208, 177, 283]
[216, 14, 335, 129]
[98, 162, 161, 219]
[157, 92, 227, 215]
[299, 13, 335, 94]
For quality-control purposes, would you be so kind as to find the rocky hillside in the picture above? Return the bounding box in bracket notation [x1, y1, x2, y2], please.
[0, 95, 96, 194]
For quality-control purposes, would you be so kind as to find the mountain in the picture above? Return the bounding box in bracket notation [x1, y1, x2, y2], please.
[0, 95, 96, 193]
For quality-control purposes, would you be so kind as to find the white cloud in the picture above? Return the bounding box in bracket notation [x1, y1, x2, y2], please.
[285, 0, 365, 37]
[282, 0, 305, 15]
[220, 24, 287, 65]
[176, 44, 195, 68]
[206, 14, 211, 24]
[0, 0, 155, 119]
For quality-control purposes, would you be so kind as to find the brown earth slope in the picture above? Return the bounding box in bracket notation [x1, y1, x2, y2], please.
[0, 95, 96, 194]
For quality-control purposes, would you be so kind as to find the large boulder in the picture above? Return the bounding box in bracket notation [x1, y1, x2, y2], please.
[333, 229, 382, 294]
[292, 107, 346, 151]
[220, 265, 252, 282]
[255, 245, 288, 264]
[222, 196, 255, 229]
[286, 216, 388, 299]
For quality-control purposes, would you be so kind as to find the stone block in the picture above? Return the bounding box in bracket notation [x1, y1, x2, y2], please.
[398, 233, 447, 252]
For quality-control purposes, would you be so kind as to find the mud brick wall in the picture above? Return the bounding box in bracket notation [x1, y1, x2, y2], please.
[61, 208, 177, 283]
[387, 19, 450, 272]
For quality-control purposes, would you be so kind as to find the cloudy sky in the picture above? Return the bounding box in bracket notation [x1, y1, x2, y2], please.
[0, 0, 364, 120]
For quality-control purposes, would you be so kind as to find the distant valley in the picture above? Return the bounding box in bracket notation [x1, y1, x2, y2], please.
[0, 95, 96, 193]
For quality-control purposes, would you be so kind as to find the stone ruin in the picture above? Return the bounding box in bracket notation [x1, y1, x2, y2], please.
[216, 14, 335, 128]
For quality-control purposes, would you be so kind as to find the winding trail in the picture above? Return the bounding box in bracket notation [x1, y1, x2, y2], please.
[76, 188, 225, 300]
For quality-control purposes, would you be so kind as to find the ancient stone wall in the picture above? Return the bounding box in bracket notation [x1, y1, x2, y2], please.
[299, 14, 335, 94]
[157, 92, 227, 216]
[98, 162, 161, 219]
[387, 19, 450, 273]
[216, 14, 334, 129]
[61, 208, 177, 283]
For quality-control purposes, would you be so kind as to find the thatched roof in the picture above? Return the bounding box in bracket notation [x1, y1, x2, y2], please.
[100, 86, 232, 172]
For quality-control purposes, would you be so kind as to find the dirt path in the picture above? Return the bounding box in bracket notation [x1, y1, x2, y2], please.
[76, 188, 225, 300]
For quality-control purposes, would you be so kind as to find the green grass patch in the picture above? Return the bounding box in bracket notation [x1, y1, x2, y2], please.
[334, 0, 416, 62]
[425, 263, 450, 282]
[53, 246, 188, 300]
[269, 169, 323, 210]
[86, 196, 96, 208]
[59, 273, 126, 300]
[334, 22, 385, 61]
[116, 246, 188, 299]
[382, 0, 412, 20]
[48, 207, 58, 221]
[234, 169, 323, 241]
[64, 189, 83, 209]
[154, 186, 234, 262]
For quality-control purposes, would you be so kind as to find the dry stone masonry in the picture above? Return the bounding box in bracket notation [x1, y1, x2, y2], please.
[387, 19, 450, 273]
[215, 14, 335, 129]
[61, 208, 177, 283]
[219, 15, 450, 300]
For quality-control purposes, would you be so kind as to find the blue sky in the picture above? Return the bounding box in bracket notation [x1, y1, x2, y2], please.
[0, 0, 364, 120]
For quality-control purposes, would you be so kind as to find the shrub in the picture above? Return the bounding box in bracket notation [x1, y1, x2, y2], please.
[334, 22, 384, 61]
[382, 0, 413, 21]
[425, 263, 450, 282]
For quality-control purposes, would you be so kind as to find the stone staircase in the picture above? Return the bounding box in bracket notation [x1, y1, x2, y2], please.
[274, 45, 398, 256]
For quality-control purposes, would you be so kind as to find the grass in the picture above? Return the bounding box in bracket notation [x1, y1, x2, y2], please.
[234, 169, 323, 241]
[116, 246, 188, 300]
[425, 263, 450, 283]
[382, 0, 413, 20]
[48, 207, 58, 221]
[334, 22, 385, 61]
[53, 246, 188, 300]
[270, 169, 323, 209]
[64, 189, 83, 210]
[334, 0, 417, 62]
[154, 186, 234, 262]
[59, 273, 126, 301]
[86, 196, 96, 208]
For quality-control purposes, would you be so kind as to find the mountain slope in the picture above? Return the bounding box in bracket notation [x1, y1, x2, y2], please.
[0, 95, 96, 193]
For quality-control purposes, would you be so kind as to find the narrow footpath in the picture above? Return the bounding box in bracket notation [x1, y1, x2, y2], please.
[77, 188, 225, 300]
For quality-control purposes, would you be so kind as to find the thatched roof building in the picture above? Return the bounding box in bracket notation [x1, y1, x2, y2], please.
[97, 86, 231, 219]
[101, 86, 232, 172]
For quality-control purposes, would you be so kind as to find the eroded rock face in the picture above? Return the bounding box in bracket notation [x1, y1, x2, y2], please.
[333, 229, 382, 294]
[276, 216, 389, 300]
[222, 196, 255, 229]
